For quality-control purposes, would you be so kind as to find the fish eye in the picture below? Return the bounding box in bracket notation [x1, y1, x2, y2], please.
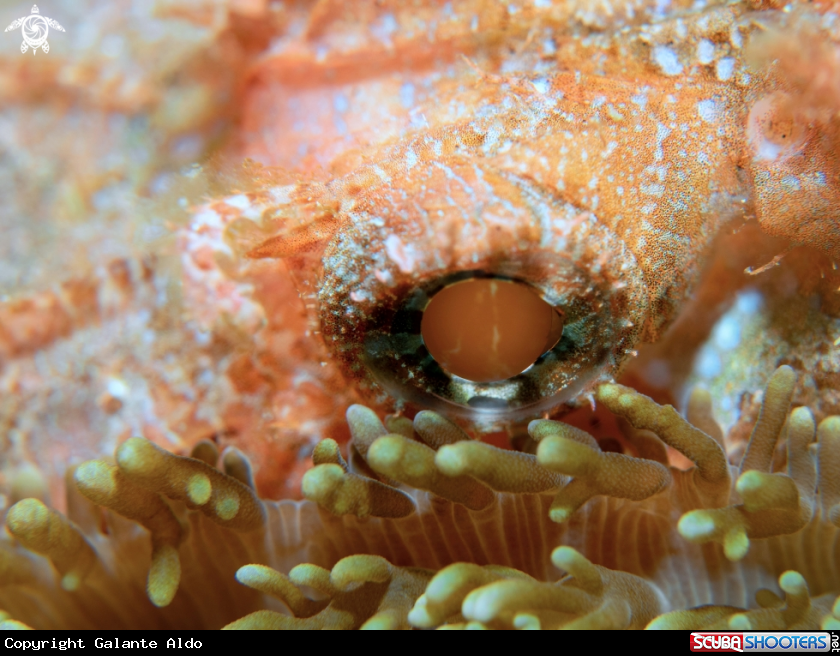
[322, 242, 640, 427]
[420, 277, 564, 384]
[349, 267, 613, 424]
[317, 167, 646, 426]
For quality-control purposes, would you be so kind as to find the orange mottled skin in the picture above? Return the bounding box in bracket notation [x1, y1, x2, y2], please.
[1, 0, 839, 503]
[206, 0, 840, 431]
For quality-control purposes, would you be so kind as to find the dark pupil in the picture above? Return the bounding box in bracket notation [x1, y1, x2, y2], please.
[421, 278, 564, 383]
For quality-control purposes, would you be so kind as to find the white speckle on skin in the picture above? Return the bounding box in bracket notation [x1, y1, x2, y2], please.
[373, 166, 391, 183]
[697, 99, 718, 123]
[385, 235, 416, 274]
[653, 45, 683, 76]
[374, 269, 393, 285]
[729, 23, 744, 49]
[192, 208, 224, 230]
[655, 123, 671, 161]
[716, 58, 735, 81]
[399, 83, 415, 109]
[531, 77, 550, 94]
[372, 13, 398, 47]
[269, 185, 295, 204]
[606, 104, 624, 121]
[224, 194, 250, 211]
[654, 165, 667, 182]
[333, 94, 349, 114]
[696, 39, 715, 65]
[781, 175, 802, 191]
[106, 377, 130, 399]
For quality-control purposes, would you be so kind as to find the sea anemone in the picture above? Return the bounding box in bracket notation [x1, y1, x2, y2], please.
[2, 366, 839, 630]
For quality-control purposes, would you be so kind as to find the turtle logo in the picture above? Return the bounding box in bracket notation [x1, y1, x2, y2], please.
[5, 5, 64, 55]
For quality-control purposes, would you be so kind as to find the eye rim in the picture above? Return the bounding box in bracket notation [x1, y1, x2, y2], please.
[358, 268, 618, 423]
